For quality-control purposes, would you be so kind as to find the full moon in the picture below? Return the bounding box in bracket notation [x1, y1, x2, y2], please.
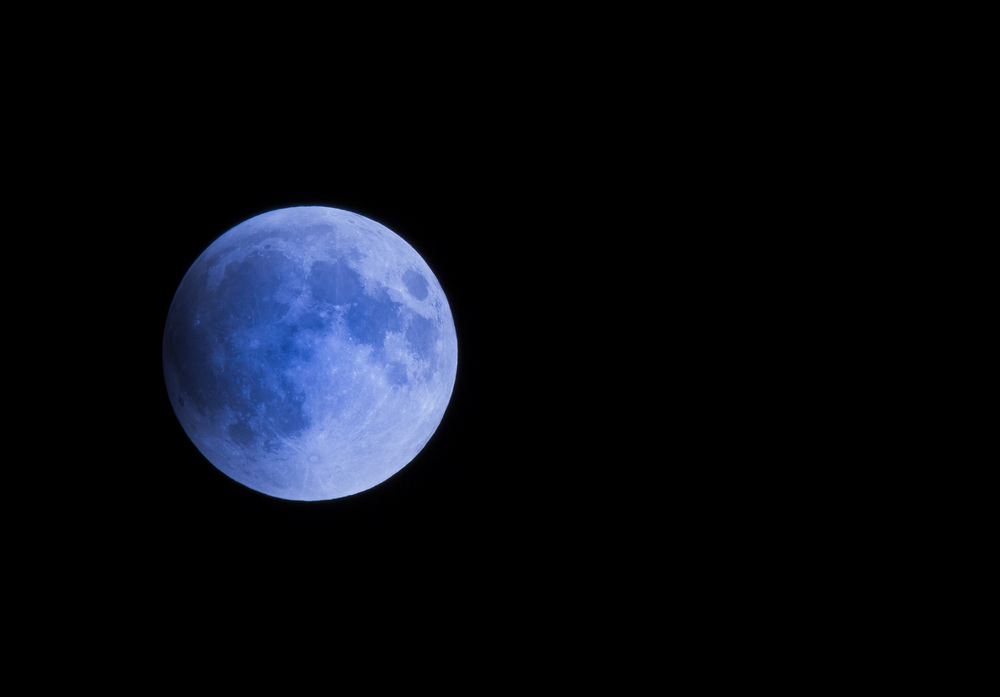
[162, 206, 458, 501]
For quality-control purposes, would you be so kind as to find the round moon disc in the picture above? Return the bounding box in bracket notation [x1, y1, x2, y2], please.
[163, 206, 457, 500]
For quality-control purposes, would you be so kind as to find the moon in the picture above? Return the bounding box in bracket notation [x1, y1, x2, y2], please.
[162, 206, 458, 501]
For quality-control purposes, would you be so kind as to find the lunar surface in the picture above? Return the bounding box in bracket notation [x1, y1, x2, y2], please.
[163, 206, 457, 500]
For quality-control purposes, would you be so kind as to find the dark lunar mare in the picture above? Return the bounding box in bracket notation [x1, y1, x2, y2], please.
[403, 268, 429, 300]
[309, 258, 431, 384]
[164, 250, 313, 452]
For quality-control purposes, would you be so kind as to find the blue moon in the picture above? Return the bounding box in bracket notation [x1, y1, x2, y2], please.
[163, 206, 458, 500]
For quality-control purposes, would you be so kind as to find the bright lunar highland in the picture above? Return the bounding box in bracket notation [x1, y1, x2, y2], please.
[163, 206, 458, 500]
